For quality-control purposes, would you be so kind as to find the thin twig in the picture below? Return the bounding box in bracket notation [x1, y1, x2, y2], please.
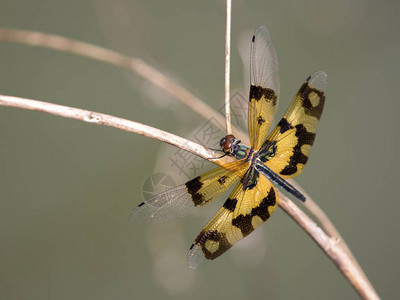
[289, 179, 354, 255]
[0, 28, 379, 298]
[0, 94, 380, 299]
[288, 179, 369, 283]
[278, 191, 379, 300]
[0, 27, 345, 229]
[224, 0, 232, 135]
[0, 28, 247, 143]
[0, 94, 230, 166]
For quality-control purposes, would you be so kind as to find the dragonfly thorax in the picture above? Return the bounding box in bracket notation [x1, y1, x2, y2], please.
[220, 134, 249, 160]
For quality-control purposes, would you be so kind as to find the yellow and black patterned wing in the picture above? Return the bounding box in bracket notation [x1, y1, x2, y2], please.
[187, 167, 278, 269]
[130, 159, 249, 224]
[259, 71, 327, 179]
[248, 26, 280, 150]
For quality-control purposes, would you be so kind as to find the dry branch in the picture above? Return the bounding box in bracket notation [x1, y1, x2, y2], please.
[0, 94, 379, 299]
[0, 28, 247, 143]
[0, 94, 230, 166]
[224, 0, 232, 135]
[278, 191, 379, 300]
[0, 28, 380, 299]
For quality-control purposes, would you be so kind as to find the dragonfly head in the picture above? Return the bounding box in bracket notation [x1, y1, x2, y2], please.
[220, 134, 239, 154]
[219, 134, 249, 160]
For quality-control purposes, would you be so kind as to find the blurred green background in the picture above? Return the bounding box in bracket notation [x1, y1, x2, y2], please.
[0, 0, 399, 299]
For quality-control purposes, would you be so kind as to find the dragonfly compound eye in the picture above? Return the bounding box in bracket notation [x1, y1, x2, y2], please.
[221, 134, 236, 153]
[219, 137, 226, 147]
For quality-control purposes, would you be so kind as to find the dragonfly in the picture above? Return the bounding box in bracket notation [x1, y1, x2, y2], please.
[131, 26, 327, 269]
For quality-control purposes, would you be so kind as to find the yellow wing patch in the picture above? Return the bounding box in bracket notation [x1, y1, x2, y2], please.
[131, 159, 249, 224]
[132, 26, 327, 269]
[259, 71, 327, 178]
[249, 86, 279, 150]
[185, 159, 250, 206]
[187, 169, 278, 269]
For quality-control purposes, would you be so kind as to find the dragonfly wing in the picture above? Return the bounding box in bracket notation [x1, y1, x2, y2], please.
[131, 159, 249, 224]
[187, 167, 278, 269]
[248, 26, 280, 150]
[259, 71, 327, 178]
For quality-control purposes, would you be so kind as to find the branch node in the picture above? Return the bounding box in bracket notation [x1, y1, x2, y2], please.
[84, 113, 101, 123]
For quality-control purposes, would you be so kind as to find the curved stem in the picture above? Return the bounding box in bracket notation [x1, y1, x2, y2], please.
[278, 191, 379, 300]
[0, 28, 247, 143]
[0, 28, 380, 299]
[0, 94, 231, 167]
[288, 179, 369, 284]
[0, 94, 380, 299]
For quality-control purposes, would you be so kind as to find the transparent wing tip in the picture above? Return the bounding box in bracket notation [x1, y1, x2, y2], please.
[307, 71, 328, 92]
[130, 202, 150, 224]
[251, 26, 272, 49]
[253, 25, 270, 40]
[187, 243, 206, 269]
[130, 202, 163, 224]
[250, 25, 280, 93]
